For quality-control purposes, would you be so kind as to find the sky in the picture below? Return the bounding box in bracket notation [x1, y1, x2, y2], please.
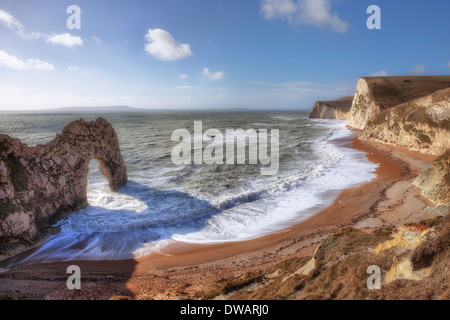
[0, 0, 449, 110]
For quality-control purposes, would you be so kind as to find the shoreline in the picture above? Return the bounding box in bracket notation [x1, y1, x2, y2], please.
[0, 132, 438, 299]
[128, 134, 418, 272]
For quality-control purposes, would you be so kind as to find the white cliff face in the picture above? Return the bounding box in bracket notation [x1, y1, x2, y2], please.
[420, 90, 450, 123]
[348, 76, 450, 130]
[308, 103, 348, 120]
[348, 78, 381, 129]
[413, 150, 450, 206]
[359, 88, 450, 155]
[308, 97, 353, 120]
[313, 77, 449, 155]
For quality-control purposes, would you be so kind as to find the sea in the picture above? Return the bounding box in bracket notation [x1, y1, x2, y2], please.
[0, 110, 377, 262]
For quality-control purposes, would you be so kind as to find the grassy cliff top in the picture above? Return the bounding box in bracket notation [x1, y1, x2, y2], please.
[361, 76, 450, 110]
[315, 96, 354, 111]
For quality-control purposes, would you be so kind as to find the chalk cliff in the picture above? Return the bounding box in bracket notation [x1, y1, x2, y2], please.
[349, 76, 450, 130]
[308, 96, 353, 120]
[0, 118, 127, 257]
[307, 75, 450, 206]
[359, 88, 450, 155]
[414, 150, 450, 206]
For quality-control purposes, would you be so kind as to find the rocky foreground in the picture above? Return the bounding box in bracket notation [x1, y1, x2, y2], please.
[0, 118, 127, 259]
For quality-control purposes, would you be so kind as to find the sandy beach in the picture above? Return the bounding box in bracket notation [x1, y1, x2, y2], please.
[1, 1, 449, 303]
[0, 132, 440, 300]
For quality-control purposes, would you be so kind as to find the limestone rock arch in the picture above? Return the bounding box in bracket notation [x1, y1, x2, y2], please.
[0, 117, 127, 256]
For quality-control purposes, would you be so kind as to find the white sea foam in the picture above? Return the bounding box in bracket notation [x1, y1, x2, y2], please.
[18, 116, 377, 263]
[272, 116, 298, 121]
[173, 121, 376, 244]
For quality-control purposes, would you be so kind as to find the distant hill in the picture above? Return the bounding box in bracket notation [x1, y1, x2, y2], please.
[52, 106, 144, 113]
[0, 106, 146, 114]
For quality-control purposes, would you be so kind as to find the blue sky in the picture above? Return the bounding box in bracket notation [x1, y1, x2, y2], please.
[0, 0, 449, 110]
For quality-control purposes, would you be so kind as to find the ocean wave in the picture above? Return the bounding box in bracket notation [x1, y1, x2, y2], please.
[18, 114, 377, 262]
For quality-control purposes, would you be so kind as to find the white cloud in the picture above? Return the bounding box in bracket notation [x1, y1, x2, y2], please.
[447, 61, 450, 69]
[179, 74, 189, 79]
[0, 9, 43, 40]
[92, 36, 102, 46]
[0, 83, 110, 110]
[46, 33, 83, 48]
[261, 0, 297, 20]
[0, 10, 84, 48]
[68, 66, 79, 71]
[260, 0, 348, 33]
[144, 28, 192, 61]
[0, 9, 23, 30]
[252, 80, 355, 100]
[252, 81, 319, 91]
[176, 85, 194, 89]
[202, 68, 225, 81]
[367, 70, 392, 77]
[0, 50, 54, 71]
[409, 64, 427, 75]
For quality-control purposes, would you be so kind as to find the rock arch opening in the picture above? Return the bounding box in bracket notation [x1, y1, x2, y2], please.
[0, 118, 127, 254]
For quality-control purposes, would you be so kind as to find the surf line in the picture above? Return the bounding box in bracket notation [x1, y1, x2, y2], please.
[171, 121, 279, 175]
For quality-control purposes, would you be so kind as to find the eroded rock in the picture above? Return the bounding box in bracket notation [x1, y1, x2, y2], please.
[0, 117, 127, 257]
[359, 88, 450, 155]
[413, 150, 450, 206]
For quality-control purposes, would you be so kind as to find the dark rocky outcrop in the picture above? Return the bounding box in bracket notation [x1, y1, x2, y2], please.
[308, 96, 353, 120]
[0, 118, 127, 257]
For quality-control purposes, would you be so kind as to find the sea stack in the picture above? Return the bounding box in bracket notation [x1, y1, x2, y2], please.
[0, 117, 127, 257]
